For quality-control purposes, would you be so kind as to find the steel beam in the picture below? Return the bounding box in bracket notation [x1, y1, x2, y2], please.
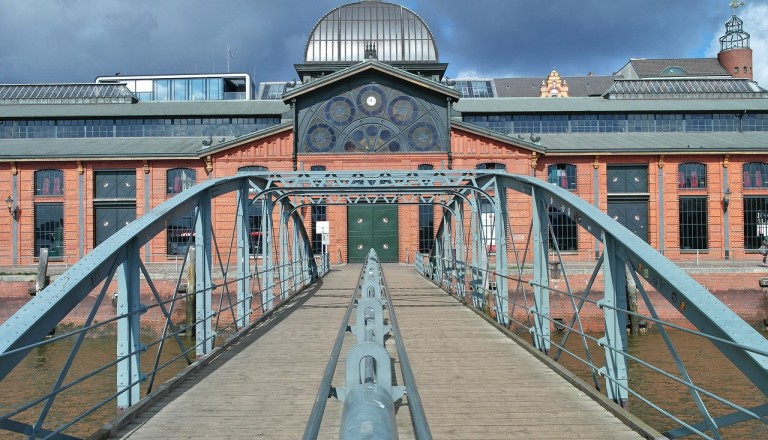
[195, 193, 214, 357]
[116, 239, 142, 411]
[530, 187, 551, 351]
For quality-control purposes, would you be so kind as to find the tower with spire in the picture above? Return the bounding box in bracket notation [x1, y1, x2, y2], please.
[718, 1, 753, 81]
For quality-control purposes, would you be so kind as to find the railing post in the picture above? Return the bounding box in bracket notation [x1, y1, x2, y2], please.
[262, 195, 275, 311]
[493, 180, 509, 326]
[531, 188, 551, 351]
[279, 202, 290, 299]
[469, 198, 483, 308]
[454, 198, 467, 299]
[599, 234, 629, 407]
[236, 181, 251, 329]
[116, 239, 142, 412]
[195, 193, 214, 357]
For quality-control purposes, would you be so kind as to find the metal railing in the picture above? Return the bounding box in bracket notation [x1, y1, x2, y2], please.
[413, 169, 768, 439]
[304, 249, 431, 440]
[0, 174, 325, 439]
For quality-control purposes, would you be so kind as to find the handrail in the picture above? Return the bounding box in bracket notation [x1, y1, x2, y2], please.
[304, 249, 430, 439]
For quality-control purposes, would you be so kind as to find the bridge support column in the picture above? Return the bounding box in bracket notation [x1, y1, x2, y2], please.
[195, 192, 214, 357]
[279, 202, 290, 300]
[117, 239, 142, 412]
[469, 198, 484, 308]
[262, 195, 275, 311]
[599, 234, 629, 407]
[454, 199, 467, 299]
[531, 189, 551, 351]
[236, 183, 251, 329]
[493, 182, 509, 326]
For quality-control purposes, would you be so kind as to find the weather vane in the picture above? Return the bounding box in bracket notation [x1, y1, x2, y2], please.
[730, 1, 745, 12]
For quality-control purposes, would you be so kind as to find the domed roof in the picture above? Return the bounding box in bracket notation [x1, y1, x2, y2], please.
[304, 0, 439, 63]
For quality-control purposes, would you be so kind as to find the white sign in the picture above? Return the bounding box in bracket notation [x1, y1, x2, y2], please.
[316, 221, 330, 234]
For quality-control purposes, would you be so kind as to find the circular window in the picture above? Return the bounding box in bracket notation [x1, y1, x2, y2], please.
[387, 96, 419, 126]
[305, 123, 337, 152]
[408, 122, 439, 151]
[324, 96, 355, 126]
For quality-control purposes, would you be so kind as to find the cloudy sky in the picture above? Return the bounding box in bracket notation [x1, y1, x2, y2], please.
[1, 0, 767, 86]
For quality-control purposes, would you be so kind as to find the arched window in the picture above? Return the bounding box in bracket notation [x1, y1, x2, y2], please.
[238, 165, 268, 172]
[35, 169, 64, 196]
[547, 164, 576, 190]
[743, 162, 768, 189]
[477, 163, 506, 170]
[167, 168, 196, 194]
[678, 163, 706, 189]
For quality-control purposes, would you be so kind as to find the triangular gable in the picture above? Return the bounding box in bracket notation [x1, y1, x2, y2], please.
[196, 122, 293, 157]
[282, 59, 461, 103]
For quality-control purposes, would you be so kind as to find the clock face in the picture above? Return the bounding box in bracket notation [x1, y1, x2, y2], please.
[356, 85, 386, 116]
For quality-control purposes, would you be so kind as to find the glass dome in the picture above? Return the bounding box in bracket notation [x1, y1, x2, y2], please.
[304, 0, 439, 63]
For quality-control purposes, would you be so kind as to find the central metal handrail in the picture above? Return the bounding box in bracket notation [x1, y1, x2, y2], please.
[303, 250, 431, 439]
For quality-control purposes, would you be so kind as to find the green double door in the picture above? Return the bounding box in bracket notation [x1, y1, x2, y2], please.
[347, 205, 399, 263]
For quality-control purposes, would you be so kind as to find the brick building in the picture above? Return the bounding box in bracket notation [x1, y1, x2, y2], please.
[0, 0, 766, 267]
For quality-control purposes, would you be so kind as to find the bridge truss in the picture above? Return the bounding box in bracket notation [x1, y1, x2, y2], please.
[0, 170, 765, 439]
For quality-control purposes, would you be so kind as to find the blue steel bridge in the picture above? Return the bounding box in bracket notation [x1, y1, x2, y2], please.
[0, 170, 766, 439]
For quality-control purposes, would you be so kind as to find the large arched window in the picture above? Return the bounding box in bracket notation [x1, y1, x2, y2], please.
[743, 162, 768, 189]
[167, 168, 196, 194]
[35, 169, 64, 196]
[547, 164, 576, 190]
[744, 162, 768, 250]
[678, 163, 706, 189]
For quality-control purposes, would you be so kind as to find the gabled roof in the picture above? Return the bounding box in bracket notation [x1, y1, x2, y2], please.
[0, 83, 137, 104]
[454, 97, 768, 113]
[493, 76, 617, 98]
[615, 58, 730, 79]
[538, 131, 768, 155]
[451, 120, 545, 154]
[283, 59, 461, 102]
[0, 137, 203, 160]
[0, 100, 290, 119]
[195, 122, 293, 156]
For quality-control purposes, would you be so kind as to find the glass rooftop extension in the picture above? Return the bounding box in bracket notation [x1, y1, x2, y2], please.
[605, 79, 768, 99]
[95, 73, 254, 102]
[0, 84, 137, 104]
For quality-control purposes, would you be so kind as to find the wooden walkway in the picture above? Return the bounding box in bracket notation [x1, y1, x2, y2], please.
[113, 265, 649, 439]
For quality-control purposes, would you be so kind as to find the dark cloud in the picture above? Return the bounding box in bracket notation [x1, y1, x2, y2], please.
[0, 0, 764, 85]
